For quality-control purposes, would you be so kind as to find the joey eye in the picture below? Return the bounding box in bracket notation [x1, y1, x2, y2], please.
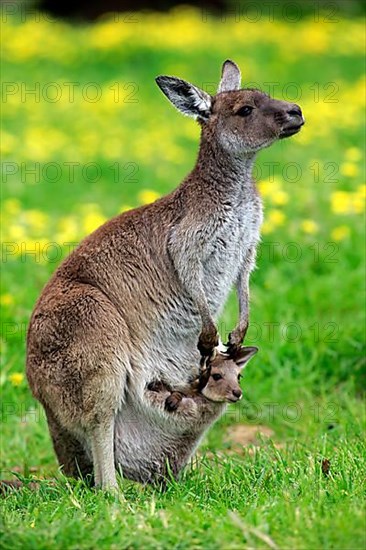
[236, 106, 253, 117]
[212, 373, 223, 381]
[237, 374, 242, 381]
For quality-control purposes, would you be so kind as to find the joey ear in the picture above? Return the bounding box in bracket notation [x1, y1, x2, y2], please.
[234, 346, 258, 369]
[218, 59, 241, 93]
[155, 76, 211, 121]
[198, 364, 212, 391]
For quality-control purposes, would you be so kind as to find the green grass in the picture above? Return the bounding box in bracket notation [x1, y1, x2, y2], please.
[2, 438, 365, 550]
[1, 9, 366, 550]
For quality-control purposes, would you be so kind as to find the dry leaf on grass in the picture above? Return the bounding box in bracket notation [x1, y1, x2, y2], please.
[225, 424, 274, 447]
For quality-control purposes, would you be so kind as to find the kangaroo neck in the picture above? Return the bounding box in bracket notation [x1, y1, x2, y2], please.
[191, 136, 257, 200]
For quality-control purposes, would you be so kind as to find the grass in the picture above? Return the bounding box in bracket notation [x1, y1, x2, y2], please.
[1, 439, 365, 550]
[1, 8, 365, 550]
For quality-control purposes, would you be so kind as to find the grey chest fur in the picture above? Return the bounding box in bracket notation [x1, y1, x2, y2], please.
[202, 198, 263, 313]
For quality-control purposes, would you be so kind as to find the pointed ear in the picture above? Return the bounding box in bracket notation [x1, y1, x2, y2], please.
[234, 346, 258, 369]
[156, 76, 211, 121]
[198, 364, 212, 391]
[218, 60, 241, 93]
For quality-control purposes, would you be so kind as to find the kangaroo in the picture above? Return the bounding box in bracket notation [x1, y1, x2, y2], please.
[26, 60, 304, 489]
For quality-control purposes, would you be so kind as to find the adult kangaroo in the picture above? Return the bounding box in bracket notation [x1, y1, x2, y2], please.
[26, 60, 304, 489]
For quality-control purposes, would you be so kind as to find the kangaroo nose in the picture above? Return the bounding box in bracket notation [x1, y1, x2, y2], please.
[232, 389, 242, 399]
[287, 105, 304, 120]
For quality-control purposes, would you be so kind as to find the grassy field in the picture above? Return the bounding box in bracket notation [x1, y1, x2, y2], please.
[1, 7, 365, 550]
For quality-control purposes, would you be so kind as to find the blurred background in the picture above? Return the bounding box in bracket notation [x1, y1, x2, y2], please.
[1, 0, 365, 473]
[24, 0, 366, 19]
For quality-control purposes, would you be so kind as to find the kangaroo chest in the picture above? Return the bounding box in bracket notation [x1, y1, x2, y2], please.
[143, 193, 262, 384]
[202, 198, 262, 310]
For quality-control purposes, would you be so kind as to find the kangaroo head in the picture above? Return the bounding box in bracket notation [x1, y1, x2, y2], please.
[156, 60, 304, 155]
[199, 346, 258, 403]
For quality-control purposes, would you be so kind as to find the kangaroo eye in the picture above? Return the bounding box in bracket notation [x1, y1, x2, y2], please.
[212, 373, 223, 381]
[236, 106, 253, 117]
[237, 374, 242, 381]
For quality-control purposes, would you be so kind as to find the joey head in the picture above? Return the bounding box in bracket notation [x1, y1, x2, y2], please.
[163, 346, 259, 412]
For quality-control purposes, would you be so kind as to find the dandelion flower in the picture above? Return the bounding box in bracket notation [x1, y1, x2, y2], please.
[261, 209, 286, 234]
[3, 199, 21, 215]
[8, 224, 26, 241]
[331, 190, 364, 215]
[340, 162, 359, 178]
[56, 216, 79, 243]
[138, 190, 161, 205]
[345, 147, 362, 162]
[0, 294, 14, 306]
[351, 194, 365, 214]
[331, 225, 350, 241]
[261, 222, 273, 235]
[301, 220, 319, 234]
[331, 191, 352, 214]
[268, 209, 286, 226]
[257, 177, 282, 200]
[82, 212, 106, 234]
[272, 190, 289, 206]
[9, 373, 24, 386]
[24, 210, 49, 233]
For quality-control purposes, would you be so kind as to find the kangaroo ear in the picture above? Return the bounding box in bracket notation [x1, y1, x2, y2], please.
[156, 76, 212, 121]
[198, 364, 212, 391]
[234, 346, 258, 369]
[218, 60, 241, 93]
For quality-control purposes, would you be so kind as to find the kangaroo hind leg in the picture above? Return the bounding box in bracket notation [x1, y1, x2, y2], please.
[45, 406, 94, 482]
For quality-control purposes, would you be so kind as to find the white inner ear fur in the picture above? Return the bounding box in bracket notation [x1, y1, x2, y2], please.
[217, 338, 228, 353]
[189, 87, 211, 118]
[218, 60, 241, 93]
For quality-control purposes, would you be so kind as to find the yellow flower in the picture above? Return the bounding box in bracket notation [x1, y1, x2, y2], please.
[3, 199, 21, 215]
[1, 294, 14, 306]
[340, 162, 359, 178]
[261, 209, 286, 234]
[82, 212, 106, 234]
[9, 373, 24, 386]
[351, 194, 365, 214]
[257, 180, 272, 198]
[268, 209, 286, 226]
[119, 205, 133, 213]
[298, 22, 330, 54]
[91, 20, 128, 49]
[345, 147, 362, 162]
[261, 221, 273, 235]
[331, 191, 351, 214]
[8, 224, 26, 241]
[331, 190, 365, 215]
[24, 210, 49, 233]
[300, 220, 319, 234]
[272, 190, 289, 206]
[257, 177, 282, 200]
[331, 225, 350, 241]
[0, 132, 17, 155]
[55, 216, 79, 243]
[138, 190, 161, 205]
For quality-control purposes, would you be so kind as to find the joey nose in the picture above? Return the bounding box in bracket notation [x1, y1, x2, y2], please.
[232, 389, 242, 400]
